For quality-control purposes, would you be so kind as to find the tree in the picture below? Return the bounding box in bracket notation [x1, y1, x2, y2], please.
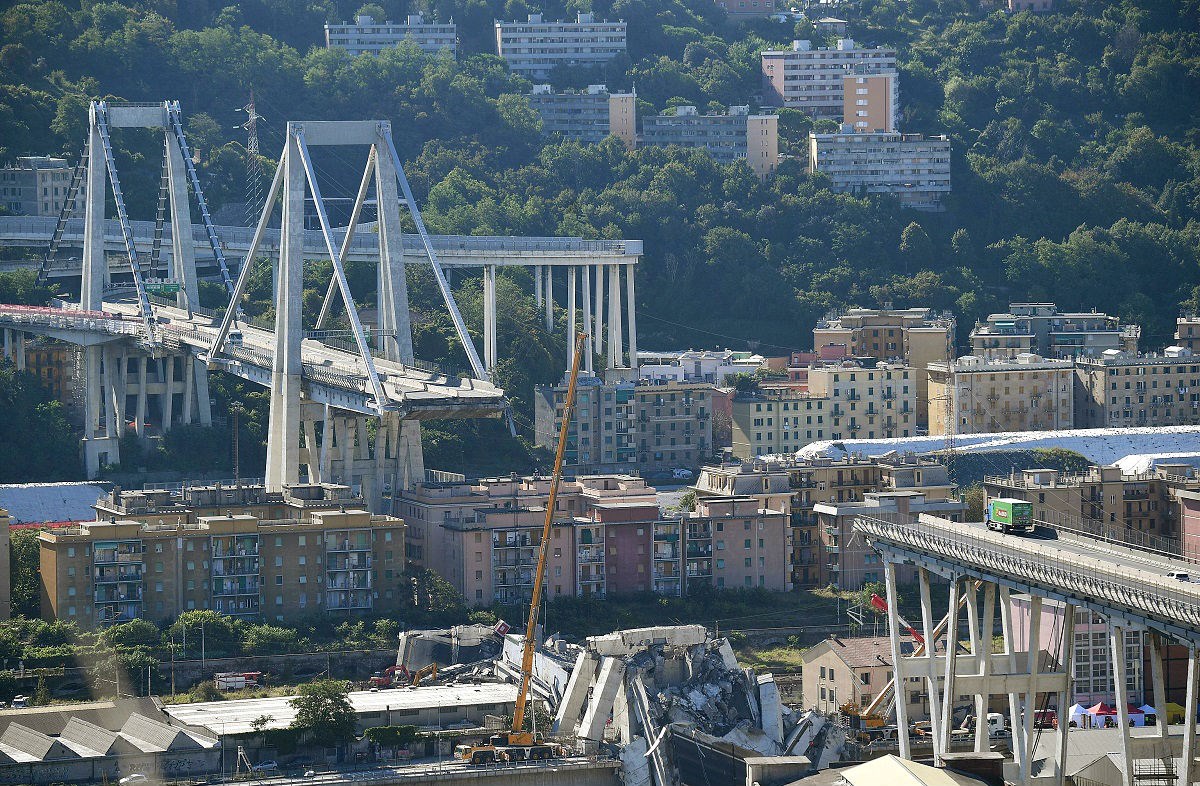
[289, 679, 358, 744]
[33, 675, 49, 706]
[9, 529, 40, 618]
[251, 714, 275, 732]
[961, 484, 985, 523]
[0, 366, 81, 483]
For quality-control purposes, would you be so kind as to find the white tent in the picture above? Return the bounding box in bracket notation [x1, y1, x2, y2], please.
[1068, 703, 1089, 728]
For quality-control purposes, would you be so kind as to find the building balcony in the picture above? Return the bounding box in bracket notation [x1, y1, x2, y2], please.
[212, 581, 260, 597]
[94, 568, 143, 583]
[93, 551, 142, 565]
[686, 544, 713, 557]
[94, 587, 142, 602]
[655, 548, 680, 560]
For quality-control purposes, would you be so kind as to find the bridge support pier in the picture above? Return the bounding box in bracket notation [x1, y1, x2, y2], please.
[2, 329, 25, 370]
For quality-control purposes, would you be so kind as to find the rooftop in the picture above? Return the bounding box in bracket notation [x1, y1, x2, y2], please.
[804, 635, 915, 669]
[0, 481, 110, 524]
[164, 683, 518, 736]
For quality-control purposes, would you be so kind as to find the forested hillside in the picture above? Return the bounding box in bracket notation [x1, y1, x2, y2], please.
[1, 0, 1198, 466]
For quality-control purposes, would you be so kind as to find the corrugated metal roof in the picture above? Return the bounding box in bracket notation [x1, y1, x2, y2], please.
[0, 723, 77, 760]
[60, 717, 123, 756]
[121, 714, 203, 752]
[0, 482, 109, 524]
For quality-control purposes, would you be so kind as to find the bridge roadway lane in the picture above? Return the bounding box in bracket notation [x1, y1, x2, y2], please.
[854, 513, 1200, 641]
[101, 298, 505, 418]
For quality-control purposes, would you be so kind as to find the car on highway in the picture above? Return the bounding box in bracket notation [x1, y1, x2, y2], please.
[1166, 570, 1192, 582]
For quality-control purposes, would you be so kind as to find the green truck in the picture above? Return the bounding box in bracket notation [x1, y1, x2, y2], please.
[986, 498, 1035, 534]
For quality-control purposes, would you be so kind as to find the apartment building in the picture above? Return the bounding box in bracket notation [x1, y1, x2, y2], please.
[801, 635, 927, 719]
[814, 492, 965, 589]
[402, 473, 790, 603]
[761, 39, 897, 119]
[843, 69, 897, 132]
[533, 377, 714, 476]
[926, 354, 1074, 435]
[983, 464, 1200, 542]
[39, 506, 406, 627]
[731, 385, 830, 458]
[1175, 315, 1200, 354]
[0, 156, 83, 217]
[494, 13, 627, 80]
[970, 302, 1140, 360]
[21, 338, 78, 410]
[809, 130, 952, 211]
[806, 361, 917, 441]
[694, 454, 953, 588]
[1174, 489, 1200, 562]
[641, 105, 779, 178]
[813, 307, 953, 431]
[1074, 349, 1200, 428]
[324, 14, 456, 56]
[716, 0, 777, 19]
[527, 84, 636, 147]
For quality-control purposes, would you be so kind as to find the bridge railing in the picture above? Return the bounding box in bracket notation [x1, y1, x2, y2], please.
[853, 513, 1200, 633]
[1036, 509, 1200, 565]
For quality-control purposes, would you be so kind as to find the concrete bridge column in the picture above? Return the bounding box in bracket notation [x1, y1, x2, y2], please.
[593, 263, 603, 358]
[607, 264, 622, 369]
[625, 263, 637, 369]
[165, 132, 200, 312]
[1181, 642, 1197, 786]
[567, 265, 576, 375]
[160, 358, 174, 431]
[999, 587, 1027, 775]
[182, 353, 195, 425]
[1110, 623, 1134, 786]
[918, 569, 944, 754]
[883, 559, 912, 760]
[581, 265, 593, 374]
[1020, 595, 1043, 786]
[544, 265, 553, 332]
[135, 356, 147, 436]
[971, 582, 996, 754]
[938, 574, 961, 759]
[265, 134, 305, 492]
[534, 265, 542, 310]
[3, 330, 26, 370]
[1054, 603, 1076, 782]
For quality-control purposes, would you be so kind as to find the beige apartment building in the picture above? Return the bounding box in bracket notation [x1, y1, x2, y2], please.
[760, 39, 897, 119]
[926, 354, 1074, 435]
[813, 307, 956, 431]
[983, 464, 1200, 542]
[969, 302, 1140, 360]
[801, 635, 927, 720]
[641, 105, 779, 178]
[731, 385, 830, 458]
[1075, 350, 1200, 428]
[0, 156, 83, 216]
[1175, 315, 1200, 354]
[324, 14, 456, 56]
[806, 362, 917, 441]
[843, 69, 897, 132]
[39, 508, 406, 627]
[694, 454, 954, 589]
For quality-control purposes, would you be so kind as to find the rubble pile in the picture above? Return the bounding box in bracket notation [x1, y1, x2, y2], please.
[646, 641, 758, 737]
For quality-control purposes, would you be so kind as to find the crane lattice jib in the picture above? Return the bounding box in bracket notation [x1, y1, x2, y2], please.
[167, 101, 235, 296]
[95, 102, 157, 343]
[37, 148, 88, 286]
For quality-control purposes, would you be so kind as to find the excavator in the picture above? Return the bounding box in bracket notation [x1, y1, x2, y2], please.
[368, 662, 437, 689]
[460, 333, 587, 766]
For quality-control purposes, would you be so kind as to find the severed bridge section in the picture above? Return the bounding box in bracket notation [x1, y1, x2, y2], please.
[0, 101, 644, 508]
[854, 513, 1200, 786]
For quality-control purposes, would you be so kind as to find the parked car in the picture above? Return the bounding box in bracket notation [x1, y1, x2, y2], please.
[671, 468, 694, 480]
[253, 761, 279, 772]
[118, 775, 148, 785]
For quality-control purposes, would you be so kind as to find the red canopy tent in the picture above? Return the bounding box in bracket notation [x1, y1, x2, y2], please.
[1088, 702, 1117, 715]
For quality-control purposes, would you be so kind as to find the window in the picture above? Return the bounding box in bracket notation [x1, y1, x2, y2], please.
[275, 575, 283, 585]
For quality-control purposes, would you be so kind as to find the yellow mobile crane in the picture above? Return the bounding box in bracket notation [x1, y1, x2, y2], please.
[461, 333, 587, 766]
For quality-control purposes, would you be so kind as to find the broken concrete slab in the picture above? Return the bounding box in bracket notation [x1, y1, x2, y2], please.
[587, 625, 708, 657]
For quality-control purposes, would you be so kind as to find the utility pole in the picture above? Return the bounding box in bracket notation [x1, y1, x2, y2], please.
[240, 91, 265, 228]
[231, 402, 243, 485]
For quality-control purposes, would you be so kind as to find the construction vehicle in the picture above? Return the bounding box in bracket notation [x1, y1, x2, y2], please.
[460, 334, 587, 766]
[986, 498, 1035, 534]
[841, 701, 886, 730]
[411, 663, 438, 686]
[368, 665, 410, 689]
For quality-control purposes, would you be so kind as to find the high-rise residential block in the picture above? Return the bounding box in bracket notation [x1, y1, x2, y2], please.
[813, 307, 955, 430]
[970, 302, 1140, 360]
[324, 14, 457, 56]
[534, 377, 714, 476]
[1074, 349, 1200, 429]
[809, 131, 952, 211]
[843, 69, 897, 132]
[527, 84, 636, 147]
[927, 354, 1075, 435]
[716, 0, 778, 18]
[494, 13, 627, 80]
[761, 39, 897, 118]
[39, 503, 406, 627]
[0, 156, 83, 217]
[641, 105, 779, 178]
[731, 385, 829, 458]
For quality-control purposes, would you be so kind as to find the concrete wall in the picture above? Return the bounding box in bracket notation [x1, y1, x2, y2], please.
[158, 648, 396, 689]
[0, 748, 218, 785]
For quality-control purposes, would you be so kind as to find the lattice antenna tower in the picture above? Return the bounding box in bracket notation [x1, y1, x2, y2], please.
[240, 90, 265, 227]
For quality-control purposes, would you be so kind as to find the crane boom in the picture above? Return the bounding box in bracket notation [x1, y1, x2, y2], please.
[512, 332, 588, 736]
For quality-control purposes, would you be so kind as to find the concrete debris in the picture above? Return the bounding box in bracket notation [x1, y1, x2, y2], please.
[554, 625, 808, 786]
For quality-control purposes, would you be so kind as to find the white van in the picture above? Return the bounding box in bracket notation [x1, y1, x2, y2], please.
[1166, 570, 1192, 582]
